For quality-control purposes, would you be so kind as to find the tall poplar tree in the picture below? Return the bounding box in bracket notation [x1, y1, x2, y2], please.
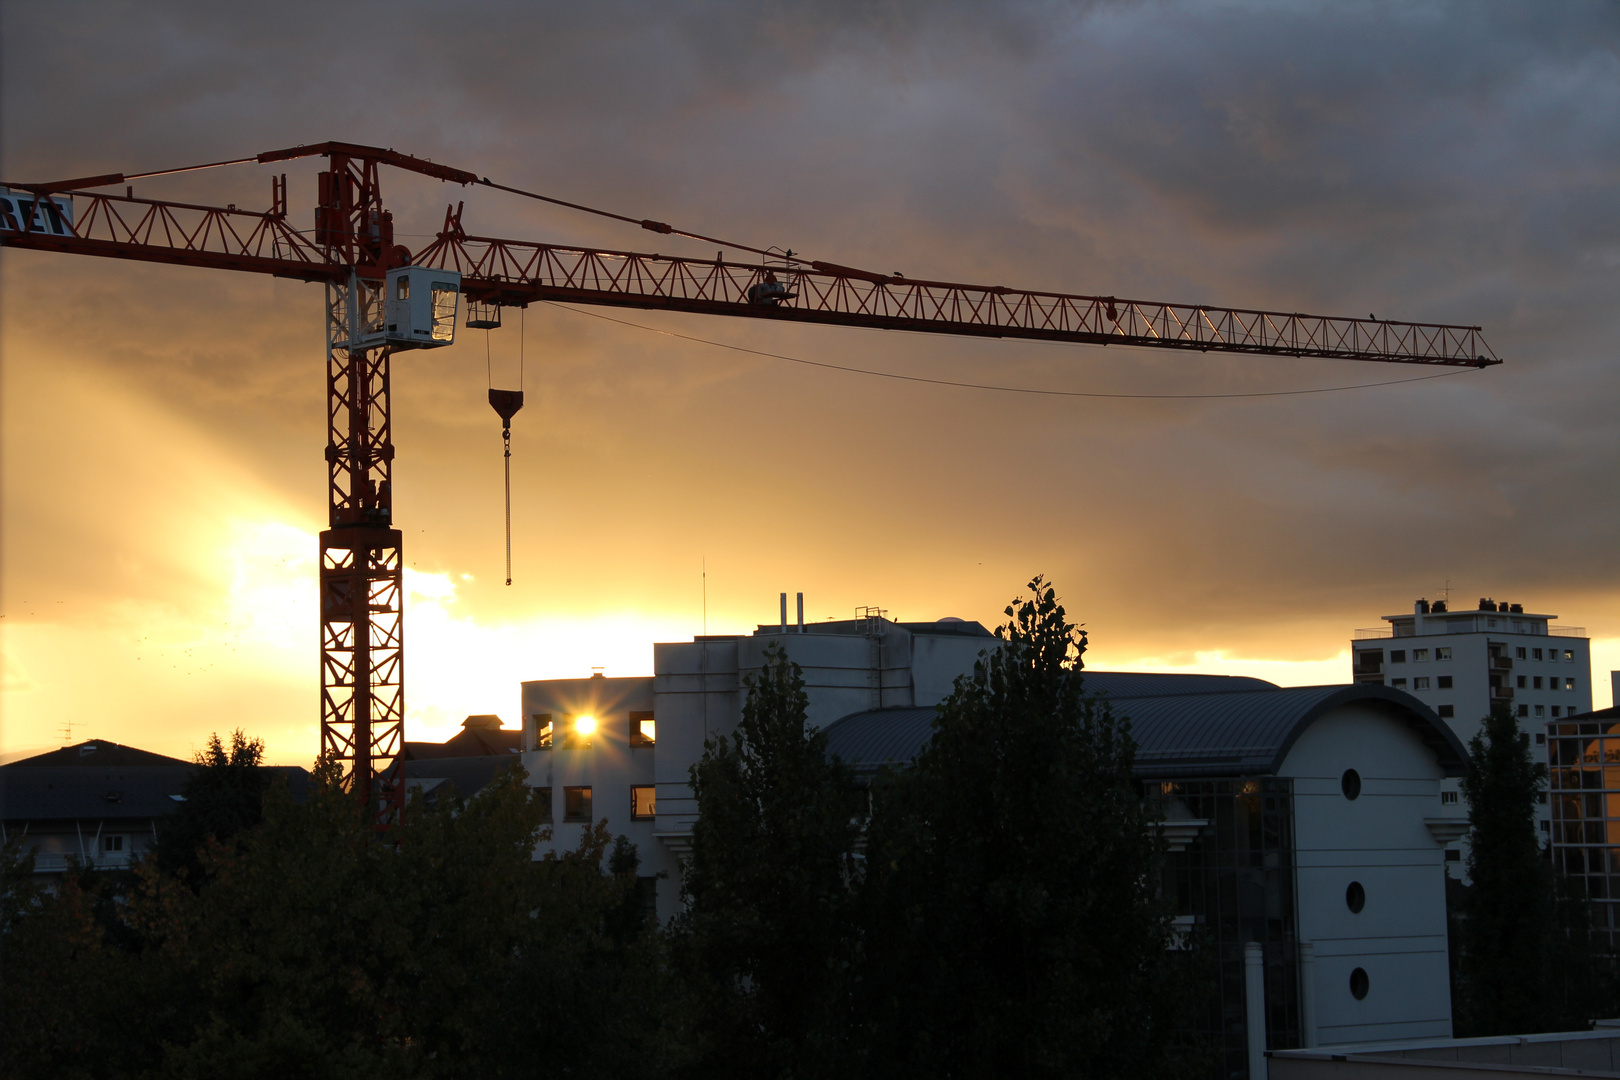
[858, 577, 1186, 1079]
[673, 642, 863, 1080]
[1456, 703, 1553, 1034]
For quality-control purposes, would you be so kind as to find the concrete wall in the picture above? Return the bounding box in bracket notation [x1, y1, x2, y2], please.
[1282, 704, 1453, 1046]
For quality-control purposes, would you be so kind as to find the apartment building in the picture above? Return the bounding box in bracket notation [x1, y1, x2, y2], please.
[1350, 597, 1592, 846]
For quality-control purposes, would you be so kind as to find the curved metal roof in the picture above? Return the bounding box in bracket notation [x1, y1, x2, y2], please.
[822, 681, 1467, 779]
[1079, 671, 1278, 699]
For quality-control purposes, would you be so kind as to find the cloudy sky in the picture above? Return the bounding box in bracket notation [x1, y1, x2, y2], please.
[3, 1, 1616, 764]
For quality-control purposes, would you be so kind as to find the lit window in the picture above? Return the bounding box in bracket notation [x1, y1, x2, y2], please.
[1438, 676, 1453, 689]
[1392, 678, 1408, 688]
[1566, 678, 1576, 691]
[631, 785, 656, 819]
[1390, 650, 1407, 663]
[563, 715, 595, 748]
[564, 786, 593, 823]
[1516, 647, 1526, 660]
[534, 714, 554, 750]
[1414, 677, 1431, 690]
[1438, 705, 1455, 718]
[537, 786, 553, 823]
[1436, 647, 1452, 660]
[628, 710, 655, 748]
[1564, 650, 1575, 662]
[1413, 649, 1430, 662]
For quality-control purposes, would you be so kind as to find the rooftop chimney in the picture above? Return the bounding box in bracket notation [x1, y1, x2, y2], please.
[797, 592, 804, 633]
[780, 592, 788, 633]
[1416, 599, 1430, 615]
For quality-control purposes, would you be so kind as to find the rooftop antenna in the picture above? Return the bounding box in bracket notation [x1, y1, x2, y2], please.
[60, 715, 74, 746]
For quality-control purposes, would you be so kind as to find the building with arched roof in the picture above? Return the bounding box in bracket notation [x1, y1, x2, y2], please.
[518, 610, 1471, 1076]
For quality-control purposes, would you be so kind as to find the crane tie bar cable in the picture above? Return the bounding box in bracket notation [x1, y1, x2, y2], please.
[474, 177, 798, 264]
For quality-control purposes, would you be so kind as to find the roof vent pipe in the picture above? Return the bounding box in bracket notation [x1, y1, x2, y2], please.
[780, 592, 787, 634]
[797, 592, 804, 634]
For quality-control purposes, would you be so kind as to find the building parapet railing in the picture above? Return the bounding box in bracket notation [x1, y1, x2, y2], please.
[1353, 628, 1393, 640]
[1549, 626, 1587, 638]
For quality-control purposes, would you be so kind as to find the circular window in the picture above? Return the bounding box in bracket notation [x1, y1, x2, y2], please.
[1342, 769, 1362, 800]
[1350, 967, 1370, 1000]
[1346, 881, 1366, 913]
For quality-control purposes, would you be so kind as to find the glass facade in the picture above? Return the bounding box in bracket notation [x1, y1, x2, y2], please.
[1153, 778, 1300, 1079]
[1548, 718, 1620, 939]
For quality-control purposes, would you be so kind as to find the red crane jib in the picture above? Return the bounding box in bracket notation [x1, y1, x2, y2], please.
[0, 145, 1502, 829]
[1, 169, 1497, 365]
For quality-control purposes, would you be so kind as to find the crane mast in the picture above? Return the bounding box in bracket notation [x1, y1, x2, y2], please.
[315, 150, 406, 827]
[0, 142, 1503, 827]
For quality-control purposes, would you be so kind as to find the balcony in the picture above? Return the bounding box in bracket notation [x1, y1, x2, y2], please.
[1491, 685, 1515, 701]
[1353, 627, 1393, 640]
[1550, 626, 1587, 638]
[1492, 656, 1513, 670]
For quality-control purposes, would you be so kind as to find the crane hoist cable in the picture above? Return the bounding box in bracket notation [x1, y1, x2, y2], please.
[486, 308, 525, 585]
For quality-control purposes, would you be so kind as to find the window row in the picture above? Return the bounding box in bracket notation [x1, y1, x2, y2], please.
[1516, 676, 1577, 691]
[1518, 704, 1575, 719]
[1517, 646, 1577, 663]
[1387, 648, 1452, 663]
[1390, 676, 1453, 690]
[534, 710, 656, 749]
[533, 785, 657, 823]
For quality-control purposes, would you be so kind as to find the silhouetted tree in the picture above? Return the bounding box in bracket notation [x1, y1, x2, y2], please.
[673, 642, 864, 1080]
[1455, 705, 1620, 1034]
[2, 755, 673, 1080]
[859, 577, 1188, 1079]
[153, 729, 273, 884]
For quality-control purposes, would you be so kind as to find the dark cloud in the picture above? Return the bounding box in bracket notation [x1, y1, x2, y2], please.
[3, 0, 1617, 675]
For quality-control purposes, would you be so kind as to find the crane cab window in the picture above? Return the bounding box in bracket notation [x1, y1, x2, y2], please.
[430, 283, 458, 341]
[396, 276, 410, 300]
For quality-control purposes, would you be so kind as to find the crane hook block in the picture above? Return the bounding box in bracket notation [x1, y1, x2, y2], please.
[489, 388, 525, 432]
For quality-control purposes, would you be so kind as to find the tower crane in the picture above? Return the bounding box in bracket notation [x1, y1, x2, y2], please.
[0, 141, 1501, 828]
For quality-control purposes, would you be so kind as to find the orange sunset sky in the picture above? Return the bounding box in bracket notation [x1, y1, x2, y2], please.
[3, 3, 1616, 766]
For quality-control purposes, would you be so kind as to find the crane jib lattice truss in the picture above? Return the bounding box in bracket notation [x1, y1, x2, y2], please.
[0, 141, 1503, 826]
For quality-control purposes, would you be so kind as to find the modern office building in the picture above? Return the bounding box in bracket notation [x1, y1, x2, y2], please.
[1351, 597, 1592, 844]
[1547, 704, 1620, 942]
[518, 601, 1469, 1071]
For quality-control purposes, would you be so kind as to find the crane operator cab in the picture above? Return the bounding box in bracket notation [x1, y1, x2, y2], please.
[384, 266, 461, 349]
[746, 270, 796, 307]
